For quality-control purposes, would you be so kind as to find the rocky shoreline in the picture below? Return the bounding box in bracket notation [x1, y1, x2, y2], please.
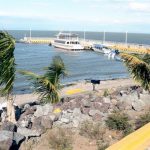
[0, 79, 150, 149]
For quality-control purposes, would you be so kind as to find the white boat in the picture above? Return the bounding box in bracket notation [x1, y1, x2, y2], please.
[53, 32, 84, 50]
[92, 44, 111, 54]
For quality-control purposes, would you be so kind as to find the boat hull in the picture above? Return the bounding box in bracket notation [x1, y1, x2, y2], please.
[53, 42, 84, 50]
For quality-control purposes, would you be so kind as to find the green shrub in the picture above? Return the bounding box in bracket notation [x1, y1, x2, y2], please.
[48, 128, 73, 150]
[96, 140, 109, 150]
[79, 120, 106, 140]
[105, 111, 130, 131]
[103, 89, 109, 97]
[136, 111, 150, 129]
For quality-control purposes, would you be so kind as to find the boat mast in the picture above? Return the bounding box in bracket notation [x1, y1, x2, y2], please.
[125, 31, 128, 45]
[30, 28, 32, 42]
[84, 30, 86, 43]
[103, 30, 105, 44]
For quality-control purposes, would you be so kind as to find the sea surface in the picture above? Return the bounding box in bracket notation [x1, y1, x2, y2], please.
[7, 30, 149, 94]
[14, 43, 128, 94]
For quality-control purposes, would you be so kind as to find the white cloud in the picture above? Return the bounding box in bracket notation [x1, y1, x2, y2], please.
[129, 2, 150, 12]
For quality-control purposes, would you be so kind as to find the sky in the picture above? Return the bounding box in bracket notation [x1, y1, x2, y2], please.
[0, 0, 150, 32]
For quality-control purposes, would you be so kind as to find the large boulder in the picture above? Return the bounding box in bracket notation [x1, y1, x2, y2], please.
[17, 127, 41, 138]
[132, 100, 145, 111]
[0, 130, 25, 150]
[34, 104, 53, 117]
[1, 121, 17, 132]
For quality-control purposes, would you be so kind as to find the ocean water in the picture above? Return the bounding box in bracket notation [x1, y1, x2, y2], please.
[6, 30, 149, 94]
[14, 43, 128, 94]
[8, 30, 150, 45]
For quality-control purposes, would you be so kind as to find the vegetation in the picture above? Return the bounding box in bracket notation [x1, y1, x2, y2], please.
[0, 31, 16, 123]
[20, 56, 67, 103]
[103, 89, 109, 97]
[80, 120, 106, 140]
[136, 111, 150, 129]
[120, 53, 150, 91]
[48, 128, 73, 150]
[96, 140, 109, 150]
[105, 111, 133, 135]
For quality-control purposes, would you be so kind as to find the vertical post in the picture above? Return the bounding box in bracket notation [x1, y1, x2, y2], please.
[84, 29, 86, 42]
[30, 28, 32, 43]
[92, 84, 95, 91]
[125, 31, 128, 46]
[103, 30, 105, 44]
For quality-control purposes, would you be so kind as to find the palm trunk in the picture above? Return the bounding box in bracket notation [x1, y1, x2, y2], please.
[7, 94, 16, 123]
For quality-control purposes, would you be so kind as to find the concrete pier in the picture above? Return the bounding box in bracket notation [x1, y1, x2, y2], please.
[19, 37, 150, 54]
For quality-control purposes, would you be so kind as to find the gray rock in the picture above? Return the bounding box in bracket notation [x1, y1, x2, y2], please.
[72, 119, 80, 127]
[132, 100, 145, 111]
[0, 130, 25, 149]
[89, 110, 101, 116]
[92, 113, 102, 121]
[34, 104, 53, 117]
[60, 118, 70, 124]
[23, 104, 30, 111]
[81, 99, 91, 107]
[81, 107, 90, 114]
[1, 110, 7, 122]
[18, 115, 32, 128]
[73, 108, 81, 117]
[17, 127, 41, 138]
[1, 121, 17, 132]
[41, 116, 53, 129]
[140, 94, 150, 105]
[103, 97, 111, 103]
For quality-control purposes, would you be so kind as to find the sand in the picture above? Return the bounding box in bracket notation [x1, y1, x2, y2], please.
[0, 78, 137, 106]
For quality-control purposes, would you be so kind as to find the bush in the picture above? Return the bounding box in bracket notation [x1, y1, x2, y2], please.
[48, 128, 73, 150]
[105, 111, 132, 135]
[136, 111, 150, 129]
[79, 120, 106, 140]
[103, 89, 109, 97]
[96, 140, 109, 150]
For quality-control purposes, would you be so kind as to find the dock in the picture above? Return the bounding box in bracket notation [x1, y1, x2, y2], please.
[19, 37, 150, 54]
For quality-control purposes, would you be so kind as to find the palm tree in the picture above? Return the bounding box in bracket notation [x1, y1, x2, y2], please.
[20, 56, 67, 103]
[120, 53, 150, 91]
[0, 31, 16, 123]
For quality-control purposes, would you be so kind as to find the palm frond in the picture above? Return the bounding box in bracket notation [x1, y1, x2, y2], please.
[120, 53, 150, 91]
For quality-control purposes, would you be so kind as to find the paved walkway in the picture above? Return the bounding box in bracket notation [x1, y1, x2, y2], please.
[106, 123, 150, 150]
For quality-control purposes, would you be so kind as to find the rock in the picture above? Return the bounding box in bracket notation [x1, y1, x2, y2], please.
[0, 102, 7, 110]
[92, 113, 102, 121]
[81, 107, 90, 115]
[132, 100, 145, 111]
[111, 99, 118, 106]
[93, 102, 102, 110]
[1, 110, 7, 122]
[101, 103, 110, 112]
[41, 116, 53, 129]
[60, 118, 70, 124]
[73, 108, 81, 117]
[72, 119, 80, 127]
[17, 127, 41, 138]
[81, 99, 91, 107]
[49, 114, 59, 122]
[143, 89, 149, 94]
[34, 104, 53, 117]
[103, 97, 111, 103]
[0, 138, 13, 150]
[120, 90, 128, 96]
[0, 130, 25, 150]
[18, 115, 32, 128]
[23, 104, 30, 111]
[1, 121, 17, 132]
[140, 94, 150, 105]
[89, 110, 101, 116]
[32, 117, 45, 133]
[117, 101, 132, 111]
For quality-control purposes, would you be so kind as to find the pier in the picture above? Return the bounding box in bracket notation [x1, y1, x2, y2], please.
[19, 37, 150, 54]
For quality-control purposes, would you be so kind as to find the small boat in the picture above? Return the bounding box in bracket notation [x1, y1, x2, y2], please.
[92, 44, 111, 54]
[53, 32, 84, 51]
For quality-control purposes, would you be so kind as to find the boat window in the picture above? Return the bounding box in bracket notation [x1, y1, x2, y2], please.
[67, 42, 69, 44]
